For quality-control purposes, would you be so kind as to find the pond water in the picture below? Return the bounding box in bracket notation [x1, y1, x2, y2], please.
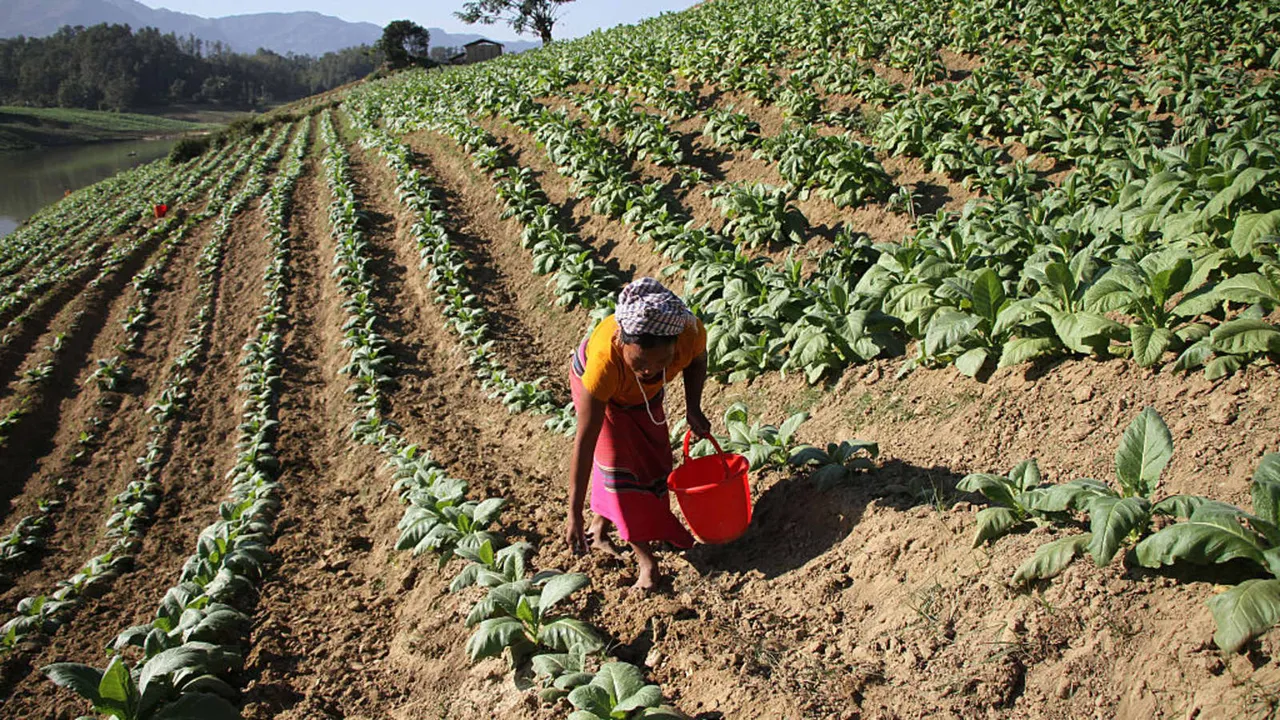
[0, 138, 176, 238]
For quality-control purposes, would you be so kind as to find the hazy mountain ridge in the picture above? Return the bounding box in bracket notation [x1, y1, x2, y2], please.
[0, 0, 540, 57]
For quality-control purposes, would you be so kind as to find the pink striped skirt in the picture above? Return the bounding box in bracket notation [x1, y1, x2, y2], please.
[570, 341, 694, 548]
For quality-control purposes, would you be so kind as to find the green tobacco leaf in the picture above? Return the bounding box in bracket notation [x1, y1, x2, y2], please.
[569, 684, 613, 716]
[1024, 479, 1114, 513]
[1208, 579, 1280, 653]
[152, 693, 242, 720]
[1213, 273, 1280, 307]
[97, 655, 135, 718]
[1254, 455, 1280, 526]
[591, 662, 650, 706]
[1010, 459, 1041, 492]
[1153, 495, 1212, 519]
[1205, 354, 1246, 380]
[1211, 319, 1280, 356]
[1130, 325, 1174, 368]
[538, 573, 589, 615]
[1134, 518, 1267, 569]
[1230, 211, 1280, 259]
[998, 336, 1059, 368]
[466, 617, 528, 662]
[1115, 407, 1173, 498]
[971, 269, 1006, 327]
[957, 473, 1018, 509]
[42, 663, 104, 703]
[954, 347, 989, 377]
[1050, 311, 1125, 355]
[615, 684, 663, 713]
[1087, 496, 1152, 565]
[972, 507, 1023, 547]
[925, 308, 980, 357]
[538, 618, 603, 653]
[1013, 533, 1091, 585]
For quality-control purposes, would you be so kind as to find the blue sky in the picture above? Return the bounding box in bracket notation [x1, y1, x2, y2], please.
[137, 1, 703, 42]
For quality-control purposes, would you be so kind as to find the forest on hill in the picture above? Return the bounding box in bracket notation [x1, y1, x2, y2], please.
[0, 23, 380, 111]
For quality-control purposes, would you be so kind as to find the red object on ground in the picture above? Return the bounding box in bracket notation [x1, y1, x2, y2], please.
[154, 204, 169, 218]
[668, 431, 753, 544]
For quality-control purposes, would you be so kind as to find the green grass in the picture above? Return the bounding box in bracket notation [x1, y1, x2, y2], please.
[0, 107, 213, 151]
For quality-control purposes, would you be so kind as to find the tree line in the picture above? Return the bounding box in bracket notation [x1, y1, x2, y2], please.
[0, 24, 383, 111]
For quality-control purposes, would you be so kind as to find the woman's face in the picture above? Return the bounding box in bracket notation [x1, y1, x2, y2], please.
[621, 341, 675, 383]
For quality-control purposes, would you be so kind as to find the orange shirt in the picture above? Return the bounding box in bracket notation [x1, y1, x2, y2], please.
[579, 314, 707, 406]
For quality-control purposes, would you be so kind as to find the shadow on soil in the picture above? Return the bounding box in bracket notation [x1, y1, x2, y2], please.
[683, 459, 965, 580]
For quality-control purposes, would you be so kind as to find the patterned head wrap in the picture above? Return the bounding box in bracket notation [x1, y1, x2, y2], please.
[615, 277, 693, 337]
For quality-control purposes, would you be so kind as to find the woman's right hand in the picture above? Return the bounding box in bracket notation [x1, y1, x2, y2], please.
[566, 512, 588, 555]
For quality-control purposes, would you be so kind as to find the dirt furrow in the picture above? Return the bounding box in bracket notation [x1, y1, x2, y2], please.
[239, 152, 412, 717]
[0, 202, 278, 716]
[0, 220, 181, 515]
[0, 212, 218, 607]
[348, 125, 571, 400]
[400, 128, 593, 365]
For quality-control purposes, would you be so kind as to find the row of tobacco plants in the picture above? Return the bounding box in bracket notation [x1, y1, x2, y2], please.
[39, 121, 308, 718]
[318, 108, 685, 719]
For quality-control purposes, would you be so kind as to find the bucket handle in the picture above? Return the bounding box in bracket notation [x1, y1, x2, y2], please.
[681, 430, 730, 480]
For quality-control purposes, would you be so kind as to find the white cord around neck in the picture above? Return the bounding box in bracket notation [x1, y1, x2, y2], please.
[634, 367, 666, 426]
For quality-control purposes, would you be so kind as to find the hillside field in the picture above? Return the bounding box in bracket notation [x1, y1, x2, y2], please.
[1, 0, 1280, 718]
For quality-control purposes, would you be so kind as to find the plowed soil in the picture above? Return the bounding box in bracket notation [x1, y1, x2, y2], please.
[1, 94, 1277, 720]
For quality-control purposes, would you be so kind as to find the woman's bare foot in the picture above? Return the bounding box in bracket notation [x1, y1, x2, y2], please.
[588, 516, 625, 559]
[630, 541, 659, 593]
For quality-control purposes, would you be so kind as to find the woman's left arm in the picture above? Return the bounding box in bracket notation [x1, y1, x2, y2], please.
[683, 351, 710, 436]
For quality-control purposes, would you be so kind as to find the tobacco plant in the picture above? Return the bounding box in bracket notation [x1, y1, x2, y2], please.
[789, 440, 880, 487]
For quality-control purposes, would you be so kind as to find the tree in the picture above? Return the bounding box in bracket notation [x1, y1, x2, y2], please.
[375, 20, 431, 70]
[455, 0, 574, 45]
[429, 46, 460, 64]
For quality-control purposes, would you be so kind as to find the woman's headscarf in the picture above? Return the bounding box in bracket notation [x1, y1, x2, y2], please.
[615, 277, 693, 337]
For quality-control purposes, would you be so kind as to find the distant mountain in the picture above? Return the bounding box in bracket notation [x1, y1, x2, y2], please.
[0, 0, 541, 57]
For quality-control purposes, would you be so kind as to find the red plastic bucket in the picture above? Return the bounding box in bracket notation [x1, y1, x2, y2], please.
[154, 204, 169, 218]
[667, 431, 752, 544]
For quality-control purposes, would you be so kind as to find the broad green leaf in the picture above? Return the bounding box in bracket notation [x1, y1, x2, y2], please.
[971, 269, 1006, 327]
[957, 473, 1018, 509]
[1211, 319, 1280, 356]
[1208, 579, 1280, 653]
[924, 307, 981, 357]
[1012, 533, 1091, 585]
[811, 464, 852, 486]
[538, 618, 603, 653]
[1254, 455, 1280, 526]
[1087, 496, 1152, 565]
[1010, 459, 1041, 492]
[1230, 211, 1280, 259]
[152, 693, 242, 719]
[778, 412, 808, 442]
[1023, 479, 1114, 513]
[1134, 518, 1267, 569]
[1050, 311, 1125, 355]
[1213, 273, 1280, 307]
[615, 684, 664, 713]
[972, 506, 1023, 547]
[97, 655, 135, 718]
[590, 662, 649, 705]
[1153, 495, 1212, 519]
[538, 573, 590, 615]
[473, 498, 507, 527]
[789, 446, 830, 466]
[466, 617, 529, 662]
[568, 684, 613, 716]
[1130, 325, 1173, 368]
[998, 336, 1059, 368]
[1206, 354, 1246, 380]
[1114, 407, 1173, 498]
[42, 663, 103, 703]
[954, 347, 989, 377]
